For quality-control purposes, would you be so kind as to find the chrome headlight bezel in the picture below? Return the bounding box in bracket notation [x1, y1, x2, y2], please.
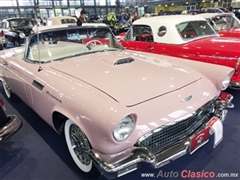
[113, 115, 135, 142]
[221, 70, 235, 90]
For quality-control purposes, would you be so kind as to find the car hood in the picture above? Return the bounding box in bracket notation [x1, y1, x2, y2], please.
[51, 51, 201, 106]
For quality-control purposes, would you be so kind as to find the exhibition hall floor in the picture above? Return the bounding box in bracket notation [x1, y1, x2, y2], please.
[1, 86, 239, 180]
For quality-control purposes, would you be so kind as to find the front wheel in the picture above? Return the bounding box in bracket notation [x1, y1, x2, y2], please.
[64, 119, 100, 178]
[2, 80, 18, 101]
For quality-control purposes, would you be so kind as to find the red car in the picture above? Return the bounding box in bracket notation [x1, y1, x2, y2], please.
[0, 97, 22, 141]
[199, 13, 240, 38]
[120, 15, 240, 89]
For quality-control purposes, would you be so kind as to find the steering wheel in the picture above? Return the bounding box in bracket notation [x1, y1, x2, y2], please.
[220, 24, 229, 31]
[139, 32, 153, 42]
[183, 33, 194, 39]
[83, 39, 103, 51]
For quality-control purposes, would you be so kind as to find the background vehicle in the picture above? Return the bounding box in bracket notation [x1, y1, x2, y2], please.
[198, 13, 240, 38]
[0, 17, 34, 47]
[121, 15, 240, 89]
[47, 16, 77, 26]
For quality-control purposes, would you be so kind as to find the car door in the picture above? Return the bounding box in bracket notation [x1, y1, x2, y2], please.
[121, 25, 156, 53]
[222, 16, 240, 38]
[1, 50, 29, 103]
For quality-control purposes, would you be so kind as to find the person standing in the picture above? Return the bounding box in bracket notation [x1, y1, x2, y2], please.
[118, 11, 125, 25]
[228, 6, 233, 13]
[77, 9, 87, 26]
[128, 12, 134, 25]
[132, 11, 139, 23]
[198, 6, 206, 14]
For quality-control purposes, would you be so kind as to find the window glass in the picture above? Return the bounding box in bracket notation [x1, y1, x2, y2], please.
[96, 0, 106, 6]
[132, 25, 154, 42]
[18, 0, 34, 6]
[158, 26, 167, 37]
[233, 18, 240, 28]
[61, 19, 76, 24]
[27, 27, 122, 62]
[0, 0, 17, 6]
[176, 21, 216, 40]
[210, 15, 240, 31]
[125, 28, 131, 40]
[9, 19, 34, 29]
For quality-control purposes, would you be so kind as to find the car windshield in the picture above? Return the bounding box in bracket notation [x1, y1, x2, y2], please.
[10, 19, 34, 28]
[27, 27, 123, 63]
[176, 20, 216, 40]
[209, 15, 240, 31]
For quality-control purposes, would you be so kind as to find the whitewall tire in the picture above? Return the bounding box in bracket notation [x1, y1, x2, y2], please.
[2, 80, 13, 99]
[64, 119, 100, 177]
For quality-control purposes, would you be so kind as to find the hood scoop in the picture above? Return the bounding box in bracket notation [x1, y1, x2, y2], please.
[114, 57, 134, 66]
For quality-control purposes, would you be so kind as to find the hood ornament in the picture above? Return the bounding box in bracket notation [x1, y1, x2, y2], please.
[181, 95, 192, 102]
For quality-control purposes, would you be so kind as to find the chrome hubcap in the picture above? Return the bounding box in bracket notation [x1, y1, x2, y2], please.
[69, 124, 91, 165]
[3, 81, 11, 98]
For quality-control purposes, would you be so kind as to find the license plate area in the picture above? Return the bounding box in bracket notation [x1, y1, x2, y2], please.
[190, 127, 210, 154]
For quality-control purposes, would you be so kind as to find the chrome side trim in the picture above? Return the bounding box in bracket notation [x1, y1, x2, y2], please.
[229, 81, 240, 89]
[235, 57, 240, 72]
[90, 147, 155, 173]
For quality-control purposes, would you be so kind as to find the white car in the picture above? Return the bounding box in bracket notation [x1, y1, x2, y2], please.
[47, 16, 77, 26]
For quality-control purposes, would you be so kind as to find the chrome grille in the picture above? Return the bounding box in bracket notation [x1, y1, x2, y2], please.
[136, 99, 215, 154]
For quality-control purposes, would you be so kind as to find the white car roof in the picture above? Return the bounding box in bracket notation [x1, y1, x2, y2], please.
[133, 15, 212, 45]
[197, 13, 235, 19]
[47, 16, 76, 21]
[133, 15, 206, 26]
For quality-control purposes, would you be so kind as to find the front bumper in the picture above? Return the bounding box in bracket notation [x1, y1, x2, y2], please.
[0, 115, 22, 141]
[229, 81, 240, 89]
[89, 92, 234, 179]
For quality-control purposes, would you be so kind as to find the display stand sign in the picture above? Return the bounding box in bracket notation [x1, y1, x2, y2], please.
[190, 116, 223, 154]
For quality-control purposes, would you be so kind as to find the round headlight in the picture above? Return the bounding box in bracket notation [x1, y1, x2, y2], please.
[221, 70, 234, 90]
[113, 116, 134, 142]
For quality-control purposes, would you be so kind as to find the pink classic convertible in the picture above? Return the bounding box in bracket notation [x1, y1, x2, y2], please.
[0, 25, 234, 179]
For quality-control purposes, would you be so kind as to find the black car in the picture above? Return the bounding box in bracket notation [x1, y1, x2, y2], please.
[233, 8, 240, 20]
[0, 17, 35, 47]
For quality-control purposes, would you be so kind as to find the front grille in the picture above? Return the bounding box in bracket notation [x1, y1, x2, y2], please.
[136, 99, 216, 154]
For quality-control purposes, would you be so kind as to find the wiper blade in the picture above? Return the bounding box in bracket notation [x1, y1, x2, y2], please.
[56, 51, 99, 61]
[54, 49, 119, 61]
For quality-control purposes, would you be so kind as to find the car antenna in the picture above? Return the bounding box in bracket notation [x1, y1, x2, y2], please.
[35, 15, 42, 72]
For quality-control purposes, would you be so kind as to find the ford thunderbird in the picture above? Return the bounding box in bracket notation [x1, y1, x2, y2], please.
[198, 13, 240, 38]
[0, 25, 234, 179]
[120, 15, 240, 89]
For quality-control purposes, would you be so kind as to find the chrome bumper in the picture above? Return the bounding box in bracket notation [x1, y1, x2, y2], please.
[90, 93, 233, 179]
[0, 115, 22, 141]
[229, 81, 240, 89]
